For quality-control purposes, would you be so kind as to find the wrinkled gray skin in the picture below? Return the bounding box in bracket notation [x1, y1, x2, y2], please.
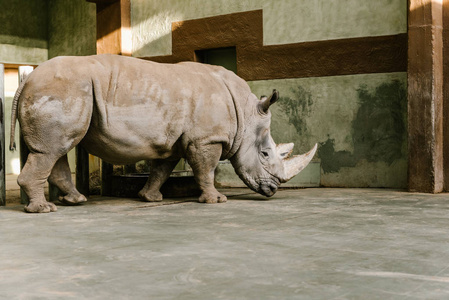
[10, 55, 316, 213]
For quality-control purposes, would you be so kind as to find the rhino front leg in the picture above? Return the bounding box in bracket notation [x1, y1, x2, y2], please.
[187, 143, 227, 204]
[48, 154, 87, 205]
[138, 159, 180, 202]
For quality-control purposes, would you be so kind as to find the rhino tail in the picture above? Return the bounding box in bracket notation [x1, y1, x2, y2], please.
[9, 76, 27, 151]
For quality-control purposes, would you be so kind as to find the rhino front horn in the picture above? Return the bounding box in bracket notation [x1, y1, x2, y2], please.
[281, 143, 318, 182]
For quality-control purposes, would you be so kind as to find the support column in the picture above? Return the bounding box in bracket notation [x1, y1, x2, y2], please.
[0, 64, 5, 206]
[95, 0, 131, 56]
[76, 146, 90, 196]
[88, 0, 131, 196]
[408, 0, 444, 193]
[101, 160, 113, 196]
[443, 0, 449, 190]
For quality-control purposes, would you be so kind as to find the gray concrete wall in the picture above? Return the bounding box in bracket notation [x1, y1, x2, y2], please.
[0, 0, 48, 64]
[0, 0, 96, 62]
[48, 0, 96, 59]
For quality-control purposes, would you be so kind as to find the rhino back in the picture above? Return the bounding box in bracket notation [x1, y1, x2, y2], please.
[82, 55, 246, 163]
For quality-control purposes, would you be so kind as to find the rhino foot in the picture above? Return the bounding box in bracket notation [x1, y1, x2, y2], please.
[199, 192, 227, 204]
[138, 190, 163, 202]
[25, 201, 58, 213]
[59, 193, 87, 205]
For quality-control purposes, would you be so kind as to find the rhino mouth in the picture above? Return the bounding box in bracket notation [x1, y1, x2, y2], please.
[233, 167, 281, 197]
[258, 177, 281, 197]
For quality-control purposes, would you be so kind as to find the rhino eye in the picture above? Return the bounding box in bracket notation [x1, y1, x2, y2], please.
[280, 152, 289, 158]
[261, 150, 269, 158]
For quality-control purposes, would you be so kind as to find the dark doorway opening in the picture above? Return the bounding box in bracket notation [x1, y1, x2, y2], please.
[195, 47, 237, 73]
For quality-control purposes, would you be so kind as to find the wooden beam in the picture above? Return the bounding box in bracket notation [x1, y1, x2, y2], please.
[3, 64, 38, 70]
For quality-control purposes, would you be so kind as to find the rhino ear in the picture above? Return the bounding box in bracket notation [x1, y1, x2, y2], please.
[258, 89, 279, 114]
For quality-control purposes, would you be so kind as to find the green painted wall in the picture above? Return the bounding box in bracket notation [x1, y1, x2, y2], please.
[131, 0, 407, 57]
[0, 0, 48, 64]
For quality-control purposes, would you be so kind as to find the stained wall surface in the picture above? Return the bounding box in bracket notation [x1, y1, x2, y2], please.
[248, 74, 407, 188]
[132, 0, 408, 188]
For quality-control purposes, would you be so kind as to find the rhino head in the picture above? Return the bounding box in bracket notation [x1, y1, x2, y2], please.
[230, 89, 317, 197]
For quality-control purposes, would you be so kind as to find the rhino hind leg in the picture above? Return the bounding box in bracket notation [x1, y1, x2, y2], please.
[48, 154, 87, 205]
[187, 143, 227, 204]
[18, 153, 59, 213]
[17, 95, 91, 213]
[138, 159, 180, 202]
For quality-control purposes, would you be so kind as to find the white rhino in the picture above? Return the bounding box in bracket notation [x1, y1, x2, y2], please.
[10, 55, 317, 213]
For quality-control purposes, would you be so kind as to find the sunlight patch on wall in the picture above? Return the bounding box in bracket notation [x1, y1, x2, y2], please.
[11, 159, 20, 175]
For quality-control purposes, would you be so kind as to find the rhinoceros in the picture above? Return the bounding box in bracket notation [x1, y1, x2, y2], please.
[10, 54, 317, 213]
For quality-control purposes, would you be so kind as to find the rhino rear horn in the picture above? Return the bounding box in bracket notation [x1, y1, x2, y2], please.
[258, 89, 279, 114]
[280, 143, 318, 183]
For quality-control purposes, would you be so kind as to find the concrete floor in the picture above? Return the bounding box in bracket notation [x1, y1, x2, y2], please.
[1, 187, 449, 299]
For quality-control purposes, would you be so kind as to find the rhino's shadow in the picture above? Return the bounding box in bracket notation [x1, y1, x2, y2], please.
[225, 193, 271, 201]
[3, 190, 273, 214]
